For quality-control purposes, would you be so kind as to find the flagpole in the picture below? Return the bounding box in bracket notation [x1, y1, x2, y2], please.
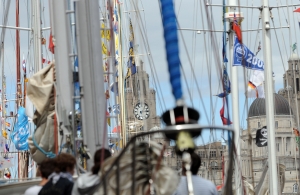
[227, 0, 242, 195]
[261, 0, 279, 194]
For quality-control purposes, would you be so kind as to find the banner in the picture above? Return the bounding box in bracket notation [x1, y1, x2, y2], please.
[233, 37, 264, 71]
[256, 126, 267, 147]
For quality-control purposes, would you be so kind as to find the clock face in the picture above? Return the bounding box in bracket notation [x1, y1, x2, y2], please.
[134, 103, 150, 120]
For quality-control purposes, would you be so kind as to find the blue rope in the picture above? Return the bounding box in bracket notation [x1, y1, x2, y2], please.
[160, 0, 182, 101]
[32, 132, 56, 159]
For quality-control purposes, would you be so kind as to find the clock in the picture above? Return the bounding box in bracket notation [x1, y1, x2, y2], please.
[134, 102, 150, 120]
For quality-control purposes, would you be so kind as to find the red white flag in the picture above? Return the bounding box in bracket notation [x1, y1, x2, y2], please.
[232, 13, 242, 43]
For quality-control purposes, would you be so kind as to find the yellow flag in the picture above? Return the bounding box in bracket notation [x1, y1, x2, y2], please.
[115, 36, 119, 49]
[2, 129, 7, 139]
[101, 23, 105, 38]
[106, 30, 110, 40]
[102, 43, 107, 55]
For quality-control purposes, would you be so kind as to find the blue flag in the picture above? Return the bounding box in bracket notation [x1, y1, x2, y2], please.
[233, 37, 264, 71]
[11, 107, 29, 151]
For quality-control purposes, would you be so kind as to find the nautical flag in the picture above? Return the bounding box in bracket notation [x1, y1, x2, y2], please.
[294, 8, 300, 13]
[223, 68, 231, 93]
[102, 43, 108, 55]
[11, 107, 29, 151]
[112, 104, 120, 114]
[220, 101, 232, 125]
[232, 13, 242, 43]
[106, 111, 111, 126]
[110, 82, 119, 96]
[233, 37, 264, 71]
[256, 126, 268, 147]
[215, 92, 228, 98]
[49, 32, 55, 54]
[2, 129, 7, 139]
[22, 54, 26, 73]
[113, 125, 121, 133]
[42, 58, 51, 64]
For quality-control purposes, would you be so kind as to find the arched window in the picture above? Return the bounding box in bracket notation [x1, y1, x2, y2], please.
[293, 183, 299, 192]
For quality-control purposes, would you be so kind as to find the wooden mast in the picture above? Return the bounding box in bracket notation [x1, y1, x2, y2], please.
[16, 0, 28, 179]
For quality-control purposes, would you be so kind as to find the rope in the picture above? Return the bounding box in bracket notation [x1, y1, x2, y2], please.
[159, 0, 183, 102]
[32, 131, 56, 158]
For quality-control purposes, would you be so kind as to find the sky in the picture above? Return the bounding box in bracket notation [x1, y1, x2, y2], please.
[1, 0, 300, 154]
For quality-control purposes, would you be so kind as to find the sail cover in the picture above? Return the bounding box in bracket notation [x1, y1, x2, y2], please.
[27, 63, 55, 163]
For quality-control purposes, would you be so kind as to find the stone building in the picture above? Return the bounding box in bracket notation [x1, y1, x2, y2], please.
[240, 93, 299, 193]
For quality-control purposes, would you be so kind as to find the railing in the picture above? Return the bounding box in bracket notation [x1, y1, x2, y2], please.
[98, 125, 236, 195]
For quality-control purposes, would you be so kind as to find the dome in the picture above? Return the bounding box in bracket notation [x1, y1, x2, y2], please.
[248, 93, 292, 117]
[288, 53, 300, 61]
[278, 88, 285, 96]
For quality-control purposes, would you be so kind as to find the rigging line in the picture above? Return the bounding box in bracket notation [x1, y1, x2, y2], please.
[176, 0, 183, 17]
[277, 0, 289, 58]
[200, 2, 223, 124]
[179, 61, 194, 108]
[176, 22, 210, 123]
[190, 0, 198, 100]
[129, 1, 166, 113]
[137, 1, 166, 114]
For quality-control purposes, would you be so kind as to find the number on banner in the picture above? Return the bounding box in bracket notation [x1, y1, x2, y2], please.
[246, 54, 252, 64]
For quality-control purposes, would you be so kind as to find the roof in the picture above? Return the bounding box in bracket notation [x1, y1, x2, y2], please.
[248, 93, 292, 117]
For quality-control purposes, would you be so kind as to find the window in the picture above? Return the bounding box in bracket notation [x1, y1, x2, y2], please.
[258, 122, 261, 128]
[199, 151, 206, 158]
[220, 151, 223, 156]
[276, 143, 280, 152]
[275, 121, 278, 129]
[293, 183, 299, 193]
[210, 161, 218, 170]
[210, 151, 216, 158]
[297, 78, 300, 92]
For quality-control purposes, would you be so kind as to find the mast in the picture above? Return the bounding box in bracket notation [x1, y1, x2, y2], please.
[75, 0, 106, 170]
[261, 0, 279, 194]
[228, 0, 242, 194]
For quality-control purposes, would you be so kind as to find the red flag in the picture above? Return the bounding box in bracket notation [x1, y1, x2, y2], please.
[220, 103, 232, 125]
[49, 32, 55, 54]
[294, 8, 300, 13]
[232, 13, 242, 43]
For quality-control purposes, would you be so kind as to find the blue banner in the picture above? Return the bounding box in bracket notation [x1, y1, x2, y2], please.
[233, 37, 264, 71]
[11, 107, 29, 151]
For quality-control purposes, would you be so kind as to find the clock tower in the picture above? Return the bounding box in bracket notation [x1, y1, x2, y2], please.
[125, 62, 161, 140]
